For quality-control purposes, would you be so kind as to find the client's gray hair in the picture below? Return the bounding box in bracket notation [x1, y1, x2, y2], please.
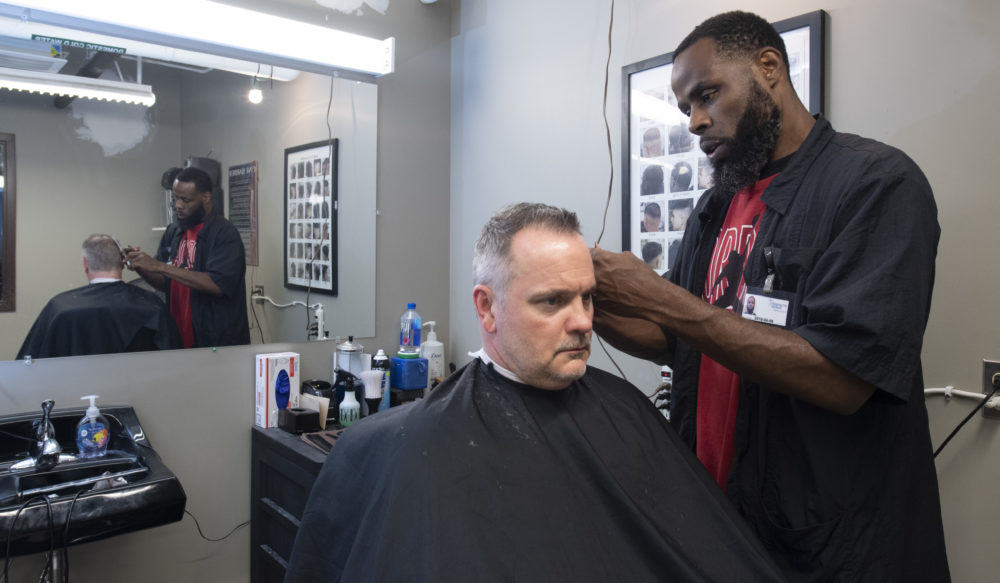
[473, 203, 581, 299]
[82, 234, 122, 272]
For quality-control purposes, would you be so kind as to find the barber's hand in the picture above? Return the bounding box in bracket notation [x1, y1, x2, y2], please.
[124, 248, 160, 273]
[590, 246, 669, 316]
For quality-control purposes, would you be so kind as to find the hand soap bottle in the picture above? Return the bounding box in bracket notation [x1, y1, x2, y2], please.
[76, 395, 110, 458]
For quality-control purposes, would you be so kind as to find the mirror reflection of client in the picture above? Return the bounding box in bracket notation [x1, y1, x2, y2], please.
[124, 167, 250, 349]
[285, 202, 785, 582]
[17, 234, 179, 359]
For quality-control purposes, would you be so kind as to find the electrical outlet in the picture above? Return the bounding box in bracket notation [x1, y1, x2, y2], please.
[983, 360, 1000, 419]
[253, 285, 264, 297]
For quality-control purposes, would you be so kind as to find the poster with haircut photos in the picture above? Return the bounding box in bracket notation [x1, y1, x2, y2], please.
[623, 11, 824, 276]
[626, 59, 708, 277]
[284, 139, 338, 295]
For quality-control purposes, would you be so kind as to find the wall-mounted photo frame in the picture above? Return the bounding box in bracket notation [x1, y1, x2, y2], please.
[284, 139, 338, 295]
[0, 132, 15, 312]
[621, 10, 826, 276]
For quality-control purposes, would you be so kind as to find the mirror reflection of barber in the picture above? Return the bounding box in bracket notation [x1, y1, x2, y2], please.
[123, 167, 250, 349]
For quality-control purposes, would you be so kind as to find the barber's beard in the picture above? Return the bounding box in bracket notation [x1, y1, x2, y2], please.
[177, 205, 207, 230]
[710, 81, 782, 198]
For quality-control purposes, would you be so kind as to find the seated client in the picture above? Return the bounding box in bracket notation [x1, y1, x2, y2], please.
[285, 203, 784, 582]
[17, 234, 179, 359]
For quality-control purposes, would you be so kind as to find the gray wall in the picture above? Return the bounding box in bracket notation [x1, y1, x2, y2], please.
[448, 1, 1000, 581]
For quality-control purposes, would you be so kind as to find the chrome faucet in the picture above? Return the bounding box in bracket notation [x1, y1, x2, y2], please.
[11, 399, 73, 471]
[29, 399, 62, 470]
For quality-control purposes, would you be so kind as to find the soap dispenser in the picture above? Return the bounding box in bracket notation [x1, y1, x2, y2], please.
[76, 395, 110, 459]
[420, 321, 445, 389]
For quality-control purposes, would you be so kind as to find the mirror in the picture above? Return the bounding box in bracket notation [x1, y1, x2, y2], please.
[0, 132, 13, 312]
[0, 36, 377, 359]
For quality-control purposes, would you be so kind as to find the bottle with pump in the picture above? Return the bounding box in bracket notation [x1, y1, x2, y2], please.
[420, 321, 445, 389]
[76, 395, 110, 458]
[398, 303, 422, 356]
[654, 366, 673, 421]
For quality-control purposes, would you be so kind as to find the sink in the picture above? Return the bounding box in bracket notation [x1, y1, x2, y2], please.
[0, 405, 186, 556]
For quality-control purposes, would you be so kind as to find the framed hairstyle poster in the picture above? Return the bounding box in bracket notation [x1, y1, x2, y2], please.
[621, 10, 826, 276]
[284, 139, 338, 295]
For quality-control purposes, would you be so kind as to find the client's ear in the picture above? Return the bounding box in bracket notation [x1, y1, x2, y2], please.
[473, 284, 498, 333]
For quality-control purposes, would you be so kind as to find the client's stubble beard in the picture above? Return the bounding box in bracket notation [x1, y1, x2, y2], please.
[710, 80, 783, 198]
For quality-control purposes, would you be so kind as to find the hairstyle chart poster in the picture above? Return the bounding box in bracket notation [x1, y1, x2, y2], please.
[629, 62, 707, 277]
[284, 140, 338, 295]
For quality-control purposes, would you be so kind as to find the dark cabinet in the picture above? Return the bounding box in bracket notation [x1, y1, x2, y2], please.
[250, 426, 328, 583]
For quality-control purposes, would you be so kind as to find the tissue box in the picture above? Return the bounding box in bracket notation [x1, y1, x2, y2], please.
[255, 352, 301, 428]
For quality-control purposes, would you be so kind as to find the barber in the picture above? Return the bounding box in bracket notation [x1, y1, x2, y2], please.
[125, 167, 250, 348]
[591, 11, 948, 582]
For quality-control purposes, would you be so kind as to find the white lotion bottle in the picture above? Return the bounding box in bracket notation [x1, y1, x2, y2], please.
[420, 321, 445, 389]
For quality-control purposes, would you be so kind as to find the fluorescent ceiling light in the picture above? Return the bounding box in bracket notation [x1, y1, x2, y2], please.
[0, 17, 301, 81]
[0, 65, 155, 105]
[0, 0, 395, 78]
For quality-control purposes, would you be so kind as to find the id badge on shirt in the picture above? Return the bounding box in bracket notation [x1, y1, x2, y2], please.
[742, 287, 793, 328]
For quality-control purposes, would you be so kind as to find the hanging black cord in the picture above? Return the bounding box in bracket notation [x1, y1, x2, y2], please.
[593, 0, 628, 382]
[59, 489, 85, 583]
[934, 380, 999, 457]
[3, 495, 51, 583]
[184, 510, 250, 542]
[594, 0, 615, 247]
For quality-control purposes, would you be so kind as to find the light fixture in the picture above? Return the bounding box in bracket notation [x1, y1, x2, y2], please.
[0, 17, 301, 82]
[0, 65, 155, 105]
[0, 0, 395, 78]
[247, 76, 262, 105]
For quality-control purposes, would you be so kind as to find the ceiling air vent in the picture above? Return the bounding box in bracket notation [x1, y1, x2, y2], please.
[0, 42, 67, 74]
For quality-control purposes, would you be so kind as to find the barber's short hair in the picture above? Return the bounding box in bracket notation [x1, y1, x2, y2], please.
[643, 202, 661, 219]
[474, 202, 581, 299]
[174, 166, 213, 194]
[82, 234, 122, 272]
[675, 11, 790, 74]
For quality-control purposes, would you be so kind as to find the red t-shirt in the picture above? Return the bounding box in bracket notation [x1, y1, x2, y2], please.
[696, 174, 775, 489]
[170, 223, 204, 349]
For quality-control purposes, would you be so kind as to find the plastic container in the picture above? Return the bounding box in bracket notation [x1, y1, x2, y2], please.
[335, 336, 365, 376]
[339, 388, 360, 427]
[373, 349, 392, 411]
[420, 321, 445, 389]
[76, 395, 110, 458]
[398, 303, 422, 356]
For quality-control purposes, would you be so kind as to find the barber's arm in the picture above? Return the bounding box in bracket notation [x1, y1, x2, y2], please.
[592, 309, 672, 364]
[124, 247, 223, 296]
[591, 247, 875, 415]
